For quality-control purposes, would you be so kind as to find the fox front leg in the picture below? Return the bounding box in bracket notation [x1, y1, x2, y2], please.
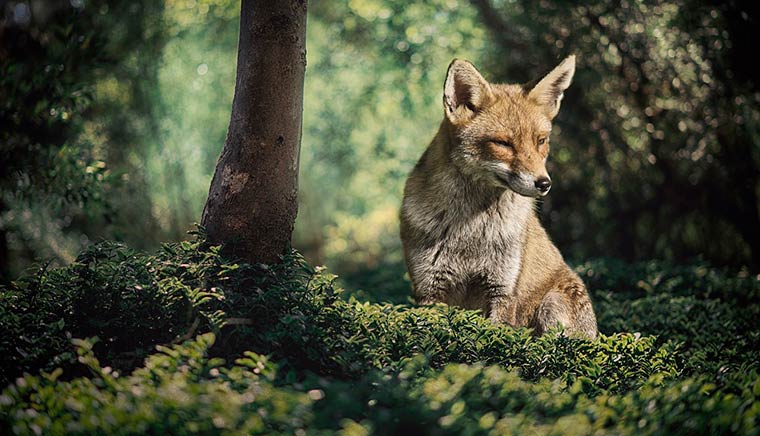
[411, 266, 458, 305]
[478, 278, 518, 325]
[487, 294, 518, 326]
[416, 292, 446, 305]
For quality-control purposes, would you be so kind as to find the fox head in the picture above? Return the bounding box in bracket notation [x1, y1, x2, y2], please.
[442, 56, 575, 197]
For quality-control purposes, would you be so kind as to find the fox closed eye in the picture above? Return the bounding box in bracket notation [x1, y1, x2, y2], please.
[491, 139, 514, 149]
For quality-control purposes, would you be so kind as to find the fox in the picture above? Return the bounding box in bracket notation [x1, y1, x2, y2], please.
[400, 56, 598, 339]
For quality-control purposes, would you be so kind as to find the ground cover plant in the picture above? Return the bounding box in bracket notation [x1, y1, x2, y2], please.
[1, 235, 759, 434]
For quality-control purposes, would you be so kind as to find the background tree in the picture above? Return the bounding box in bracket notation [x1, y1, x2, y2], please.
[201, 0, 308, 264]
[0, 0, 167, 283]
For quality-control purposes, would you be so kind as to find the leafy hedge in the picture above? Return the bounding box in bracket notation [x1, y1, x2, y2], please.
[4, 334, 759, 435]
[1, 236, 759, 434]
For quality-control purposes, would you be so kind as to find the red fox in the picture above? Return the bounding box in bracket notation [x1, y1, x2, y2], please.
[400, 56, 598, 339]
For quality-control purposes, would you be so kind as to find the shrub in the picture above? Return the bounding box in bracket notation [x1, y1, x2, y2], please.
[1, 237, 681, 395]
[1, 334, 312, 435]
[2, 334, 758, 435]
[580, 259, 760, 385]
[1, 236, 759, 434]
[0, 238, 229, 384]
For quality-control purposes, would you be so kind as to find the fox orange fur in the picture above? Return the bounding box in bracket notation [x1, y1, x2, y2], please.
[400, 56, 598, 339]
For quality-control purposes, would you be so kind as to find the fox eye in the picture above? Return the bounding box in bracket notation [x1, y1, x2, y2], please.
[538, 137, 547, 146]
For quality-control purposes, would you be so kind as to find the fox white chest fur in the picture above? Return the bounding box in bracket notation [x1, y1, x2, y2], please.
[402, 159, 533, 311]
[400, 56, 598, 338]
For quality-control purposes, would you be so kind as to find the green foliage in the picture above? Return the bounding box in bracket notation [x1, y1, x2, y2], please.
[2, 240, 759, 434]
[0, 234, 228, 383]
[577, 259, 760, 379]
[313, 358, 760, 435]
[2, 334, 313, 435]
[1, 237, 683, 393]
[1, 334, 758, 435]
[0, 1, 168, 280]
[341, 256, 760, 389]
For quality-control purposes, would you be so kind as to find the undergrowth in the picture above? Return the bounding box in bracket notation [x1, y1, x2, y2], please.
[1, 234, 758, 434]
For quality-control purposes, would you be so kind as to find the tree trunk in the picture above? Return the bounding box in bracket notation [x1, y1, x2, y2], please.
[201, 0, 307, 264]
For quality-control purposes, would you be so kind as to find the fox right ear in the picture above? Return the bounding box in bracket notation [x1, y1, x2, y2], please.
[528, 55, 576, 119]
[443, 59, 493, 122]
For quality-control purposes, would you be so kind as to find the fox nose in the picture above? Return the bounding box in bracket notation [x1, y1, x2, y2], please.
[535, 177, 552, 194]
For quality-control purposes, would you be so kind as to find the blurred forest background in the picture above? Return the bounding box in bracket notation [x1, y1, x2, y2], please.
[1, 0, 758, 286]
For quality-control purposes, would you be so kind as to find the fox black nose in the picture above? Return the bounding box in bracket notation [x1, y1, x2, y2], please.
[535, 177, 552, 194]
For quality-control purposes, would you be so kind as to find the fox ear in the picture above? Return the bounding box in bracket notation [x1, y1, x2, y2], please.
[443, 59, 493, 122]
[528, 55, 575, 119]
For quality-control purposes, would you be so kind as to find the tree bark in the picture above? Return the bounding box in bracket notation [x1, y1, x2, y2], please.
[201, 0, 307, 264]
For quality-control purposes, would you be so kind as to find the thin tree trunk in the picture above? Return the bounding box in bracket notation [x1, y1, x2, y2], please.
[201, 0, 307, 264]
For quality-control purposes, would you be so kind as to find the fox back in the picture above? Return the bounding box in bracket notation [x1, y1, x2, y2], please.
[400, 57, 597, 339]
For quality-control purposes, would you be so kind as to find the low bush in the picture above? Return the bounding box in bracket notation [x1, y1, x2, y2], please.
[1, 235, 758, 434]
[1, 237, 681, 392]
[2, 333, 758, 435]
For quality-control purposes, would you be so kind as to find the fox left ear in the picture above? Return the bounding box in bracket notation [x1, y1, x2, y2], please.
[528, 55, 575, 119]
[443, 59, 493, 123]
